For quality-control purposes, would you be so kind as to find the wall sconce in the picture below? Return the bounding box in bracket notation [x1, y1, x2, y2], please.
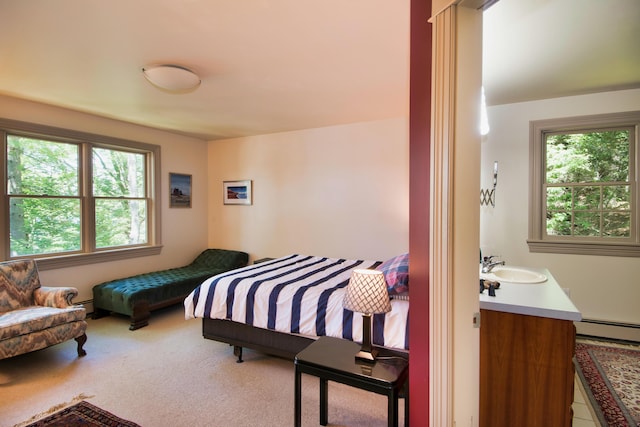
[142, 64, 201, 93]
[481, 161, 498, 207]
[343, 269, 392, 363]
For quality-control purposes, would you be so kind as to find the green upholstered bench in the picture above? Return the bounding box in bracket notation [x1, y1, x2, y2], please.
[92, 248, 248, 330]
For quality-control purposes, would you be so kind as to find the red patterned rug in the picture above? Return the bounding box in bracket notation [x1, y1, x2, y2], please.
[575, 340, 640, 427]
[25, 401, 140, 427]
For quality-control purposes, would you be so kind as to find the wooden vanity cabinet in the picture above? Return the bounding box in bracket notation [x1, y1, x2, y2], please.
[479, 308, 576, 427]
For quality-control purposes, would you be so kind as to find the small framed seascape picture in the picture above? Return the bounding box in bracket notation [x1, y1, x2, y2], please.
[223, 180, 252, 205]
[169, 173, 192, 208]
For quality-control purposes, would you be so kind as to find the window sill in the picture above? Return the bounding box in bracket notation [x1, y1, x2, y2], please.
[33, 246, 163, 271]
[527, 240, 640, 257]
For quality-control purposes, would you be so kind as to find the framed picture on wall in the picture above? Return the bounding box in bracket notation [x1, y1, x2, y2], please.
[223, 180, 252, 205]
[169, 173, 192, 208]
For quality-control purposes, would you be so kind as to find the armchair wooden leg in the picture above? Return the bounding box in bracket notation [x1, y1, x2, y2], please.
[75, 333, 87, 357]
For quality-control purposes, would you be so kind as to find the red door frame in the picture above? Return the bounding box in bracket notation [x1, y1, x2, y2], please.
[409, 0, 432, 424]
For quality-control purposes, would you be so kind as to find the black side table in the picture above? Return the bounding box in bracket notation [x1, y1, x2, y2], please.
[294, 336, 409, 427]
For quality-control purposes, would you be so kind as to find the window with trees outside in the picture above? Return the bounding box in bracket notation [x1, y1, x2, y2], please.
[528, 111, 640, 257]
[1, 119, 161, 269]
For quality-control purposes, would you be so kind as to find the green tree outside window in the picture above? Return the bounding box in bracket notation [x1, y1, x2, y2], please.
[545, 129, 631, 239]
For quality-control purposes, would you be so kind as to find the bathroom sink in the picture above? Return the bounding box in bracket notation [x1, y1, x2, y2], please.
[485, 266, 547, 284]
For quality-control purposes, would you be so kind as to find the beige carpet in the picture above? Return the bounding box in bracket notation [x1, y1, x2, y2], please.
[0, 306, 404, 427]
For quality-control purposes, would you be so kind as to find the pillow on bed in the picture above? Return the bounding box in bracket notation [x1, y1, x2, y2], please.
[377, 253, 409, 295]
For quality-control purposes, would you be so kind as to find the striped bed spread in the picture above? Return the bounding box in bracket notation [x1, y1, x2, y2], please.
[184, 254, 409, 351]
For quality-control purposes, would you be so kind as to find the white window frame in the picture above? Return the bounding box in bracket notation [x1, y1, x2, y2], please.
[1, 119, 162, 270]
[528, 111, 640, 257]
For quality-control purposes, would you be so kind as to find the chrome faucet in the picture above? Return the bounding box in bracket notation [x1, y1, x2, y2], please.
[482, 256, 505, 273]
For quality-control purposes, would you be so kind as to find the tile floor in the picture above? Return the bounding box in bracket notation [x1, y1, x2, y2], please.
[573, 373, 599, 427]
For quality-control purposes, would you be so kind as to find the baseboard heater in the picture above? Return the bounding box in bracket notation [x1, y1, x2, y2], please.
[76, 299, 94, 315]
[582, 318, 640, 329]
[577, 318, 640, 343]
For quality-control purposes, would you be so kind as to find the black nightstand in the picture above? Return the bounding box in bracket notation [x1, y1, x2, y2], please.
[294, 336, 409, 427]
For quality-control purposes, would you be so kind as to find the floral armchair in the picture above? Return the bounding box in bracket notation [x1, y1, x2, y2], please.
[0, 259, 87, 359]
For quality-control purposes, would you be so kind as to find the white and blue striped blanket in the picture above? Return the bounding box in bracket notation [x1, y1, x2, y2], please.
[184, 254, 409, 351]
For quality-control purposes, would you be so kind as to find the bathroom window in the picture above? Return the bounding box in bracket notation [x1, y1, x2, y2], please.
[528, 111, 640, 257]
[1, 119, 162, 269]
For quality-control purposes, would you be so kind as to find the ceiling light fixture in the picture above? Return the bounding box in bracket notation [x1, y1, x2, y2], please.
[142, 64, 201, 93]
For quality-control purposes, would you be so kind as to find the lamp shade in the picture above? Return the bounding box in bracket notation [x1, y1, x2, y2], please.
[343, 269, 391, 315]
[142, 64, 201, 93]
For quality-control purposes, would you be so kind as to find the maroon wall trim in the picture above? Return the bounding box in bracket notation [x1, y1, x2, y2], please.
[409, 0, 432, 424]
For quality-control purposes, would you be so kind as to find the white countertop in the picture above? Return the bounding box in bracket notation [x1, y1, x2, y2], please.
[479, 266, 582, 322]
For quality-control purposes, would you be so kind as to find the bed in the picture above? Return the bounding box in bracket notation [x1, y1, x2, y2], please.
[184, 254, 409, 362]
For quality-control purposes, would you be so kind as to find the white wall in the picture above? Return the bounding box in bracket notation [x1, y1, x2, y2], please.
[0, 95, 210, 303]
[480, 88, 640, 328]
[207, 117, 409, 262]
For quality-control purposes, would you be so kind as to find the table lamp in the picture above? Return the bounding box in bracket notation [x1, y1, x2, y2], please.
[343, 269, 392, 362]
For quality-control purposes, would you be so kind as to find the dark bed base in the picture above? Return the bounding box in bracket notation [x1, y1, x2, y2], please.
[202, 318, 408, 363]
[203, 318, 313, 362]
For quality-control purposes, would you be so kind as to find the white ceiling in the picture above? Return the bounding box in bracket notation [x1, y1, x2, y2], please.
[483, 0, 640, 106]
[1, 0, 638, 141]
